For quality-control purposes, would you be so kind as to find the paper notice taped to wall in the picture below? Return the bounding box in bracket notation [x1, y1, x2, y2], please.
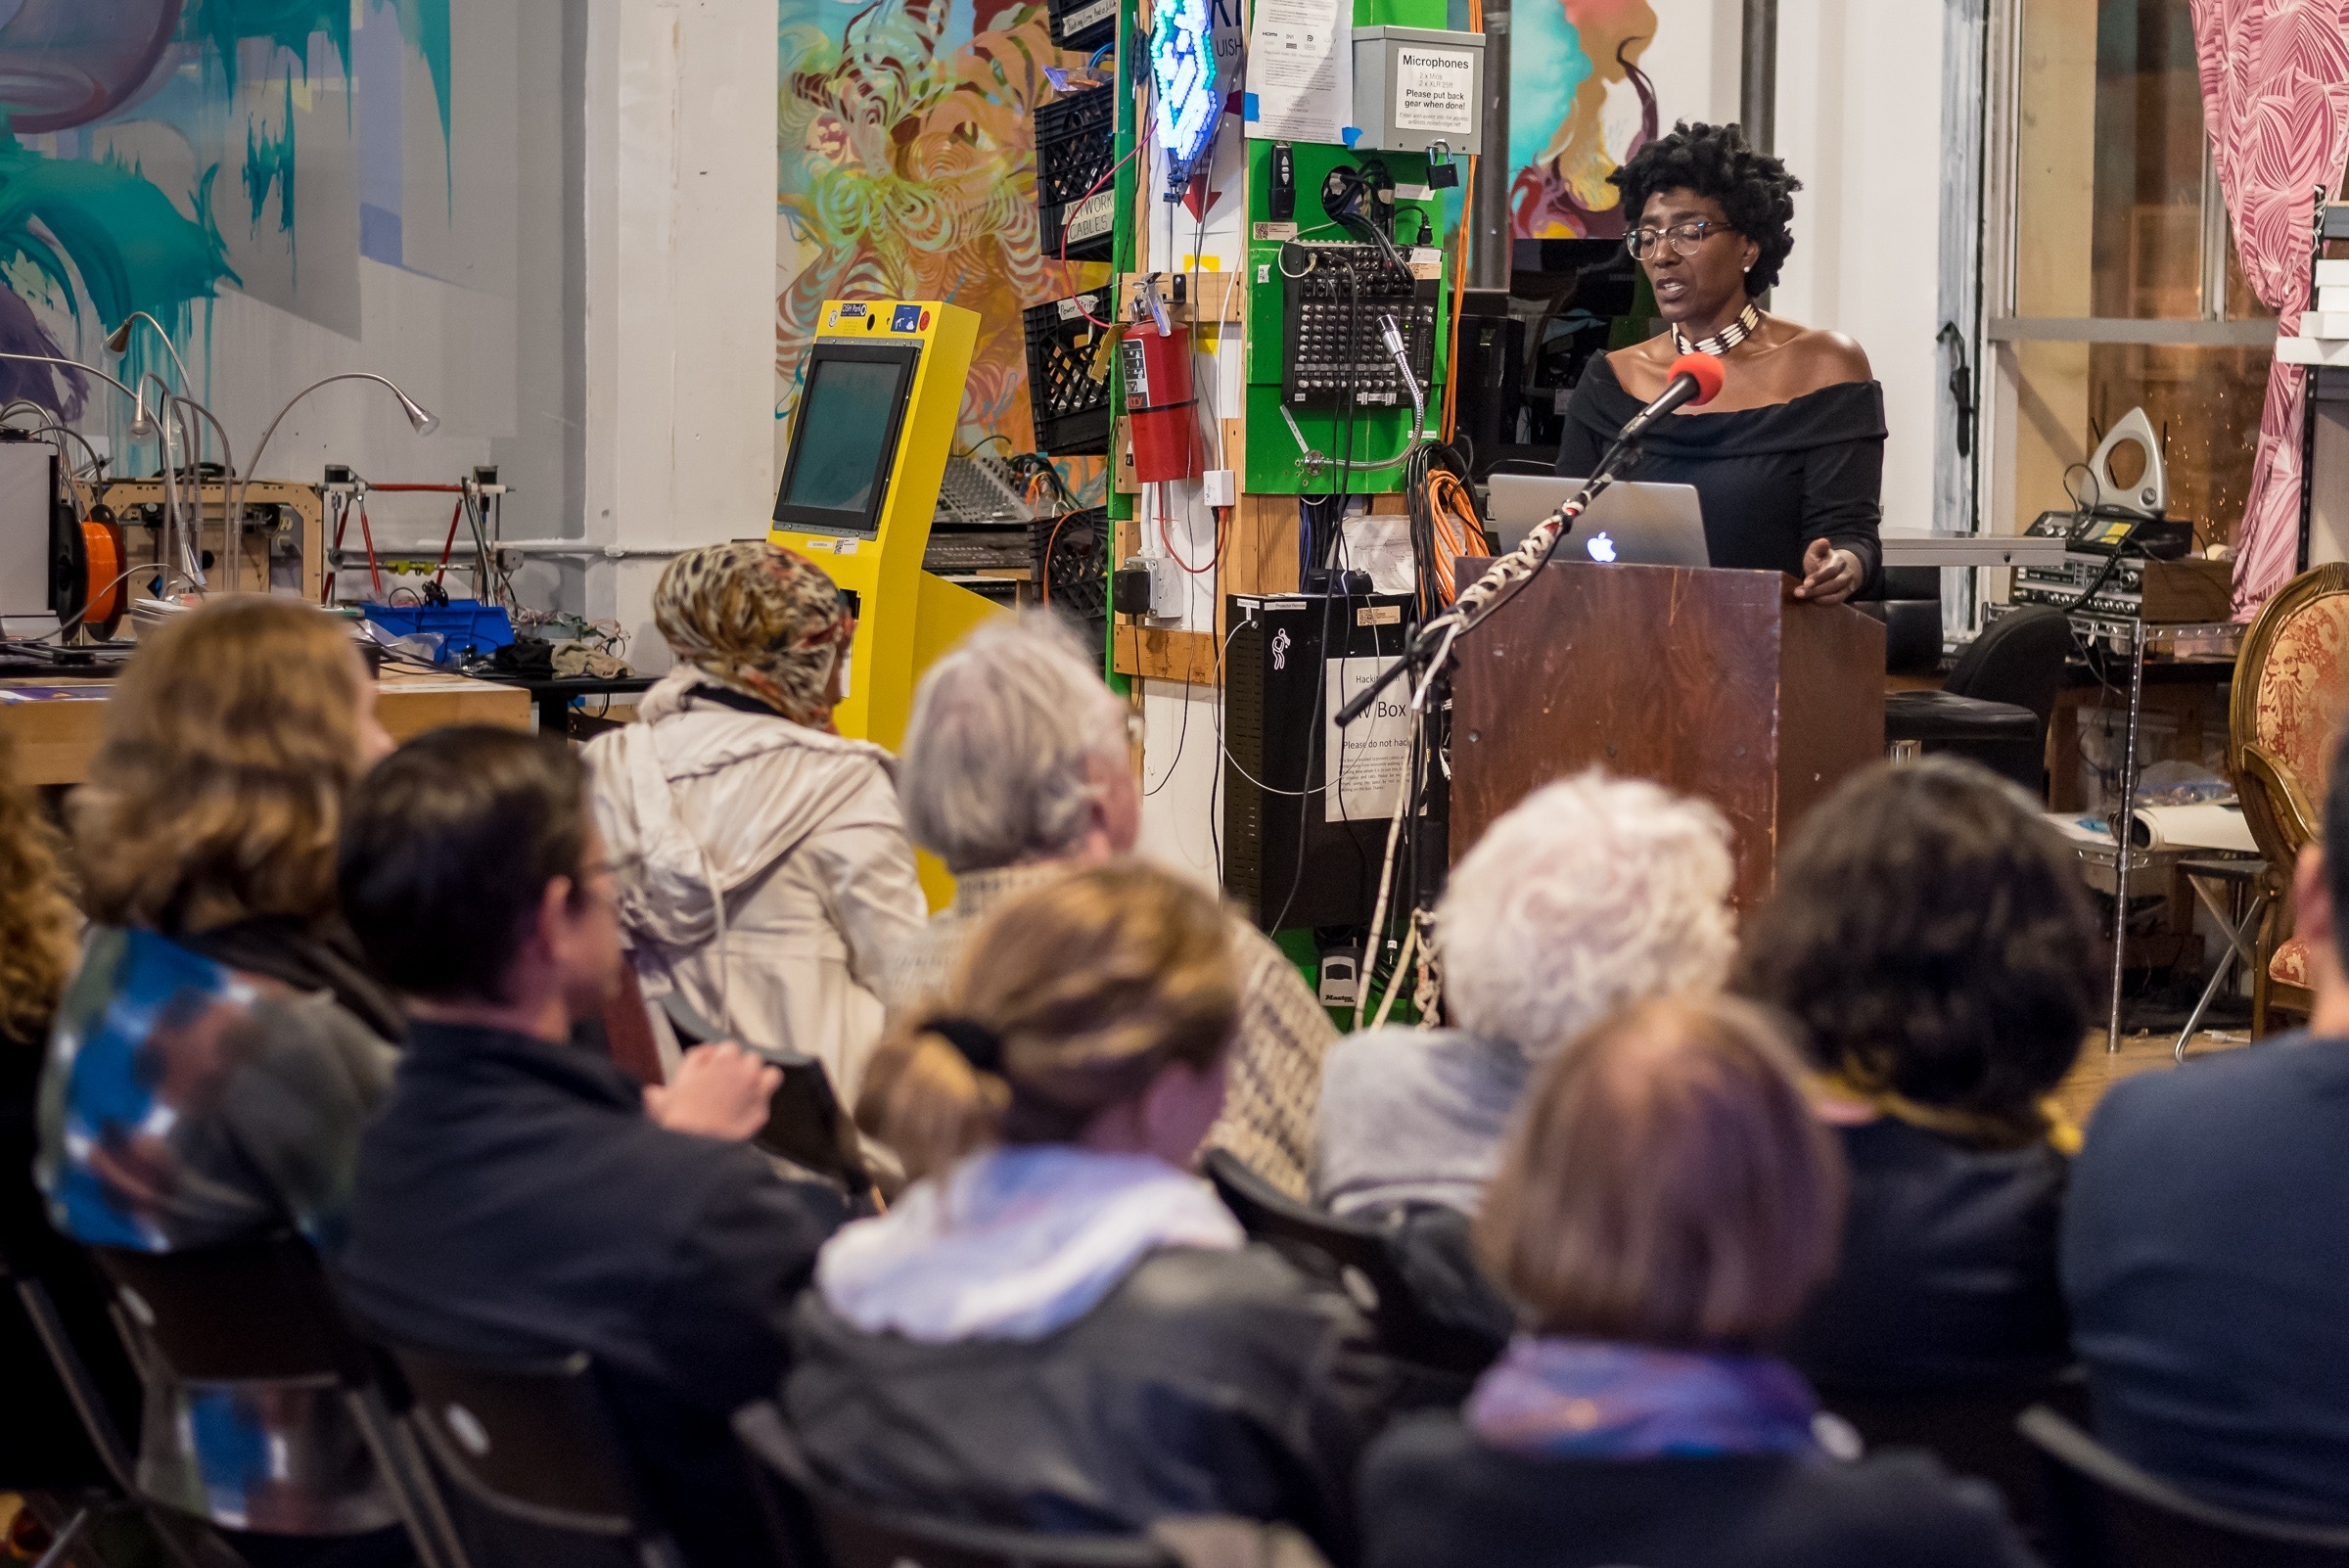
[1245, 0, 1352, 143]
[1325, 656, 1411, 823]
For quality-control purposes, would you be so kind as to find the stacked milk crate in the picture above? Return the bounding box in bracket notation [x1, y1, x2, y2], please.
[2277, 259, 2349, 366]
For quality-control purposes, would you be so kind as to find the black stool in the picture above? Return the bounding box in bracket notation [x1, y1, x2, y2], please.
[1886, 606, 2073, 797]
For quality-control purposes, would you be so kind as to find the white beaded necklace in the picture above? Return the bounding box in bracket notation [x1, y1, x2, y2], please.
[1671, 300, 1763, 358]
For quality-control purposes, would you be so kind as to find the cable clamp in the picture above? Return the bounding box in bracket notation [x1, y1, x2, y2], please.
[1278, 403, 1329, 472]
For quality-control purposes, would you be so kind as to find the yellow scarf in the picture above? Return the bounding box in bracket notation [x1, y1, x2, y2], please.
[1812, 1070, 2082, 1157]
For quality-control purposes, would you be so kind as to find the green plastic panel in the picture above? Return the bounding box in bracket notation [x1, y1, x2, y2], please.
[1240, 139, 1450, 494]
[1352, 0, 1450, 27]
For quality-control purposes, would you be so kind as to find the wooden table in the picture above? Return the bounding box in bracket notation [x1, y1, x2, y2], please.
[0, 671, 533, 786]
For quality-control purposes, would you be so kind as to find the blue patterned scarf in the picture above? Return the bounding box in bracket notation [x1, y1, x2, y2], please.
[1467, 1337, 1823, 1459]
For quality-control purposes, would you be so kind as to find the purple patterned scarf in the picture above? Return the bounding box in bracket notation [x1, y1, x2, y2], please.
[1467, 1337, 1823, 1459]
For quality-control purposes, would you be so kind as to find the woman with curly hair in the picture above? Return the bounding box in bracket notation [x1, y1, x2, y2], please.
[1736, 758, 2099, 1395]
[0, 733, 147, 1512]
[1555, 119, 1884, 605]
[37, 597, 412, 1566]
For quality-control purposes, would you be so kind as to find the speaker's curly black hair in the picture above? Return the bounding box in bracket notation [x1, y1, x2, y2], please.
[1610, 120, 1801, 298]
[1733, 759, 2098, 1145]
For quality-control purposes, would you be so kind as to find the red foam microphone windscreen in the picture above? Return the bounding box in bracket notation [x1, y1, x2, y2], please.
[1670, 351, 1727, 404]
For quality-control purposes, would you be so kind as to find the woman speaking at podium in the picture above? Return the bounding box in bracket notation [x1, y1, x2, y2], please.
[1554, 121, 1884, 607]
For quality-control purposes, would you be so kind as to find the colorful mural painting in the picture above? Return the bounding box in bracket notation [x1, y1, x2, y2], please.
[0, 0, 454, 421]
[776, 0, 1098, 459]
[1509, 0, 1658, 239]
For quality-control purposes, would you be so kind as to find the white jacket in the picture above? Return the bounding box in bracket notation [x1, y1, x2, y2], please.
[583, 668, 928, 1103]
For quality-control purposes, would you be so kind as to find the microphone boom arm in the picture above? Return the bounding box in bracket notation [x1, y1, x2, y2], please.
[1333, 427, 1643, 727]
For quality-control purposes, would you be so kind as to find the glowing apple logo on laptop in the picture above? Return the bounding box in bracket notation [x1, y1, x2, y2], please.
[1586, 530, 1618, 563]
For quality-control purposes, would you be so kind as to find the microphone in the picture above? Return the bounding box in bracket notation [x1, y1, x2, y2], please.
[1616, 351, 1727, 442]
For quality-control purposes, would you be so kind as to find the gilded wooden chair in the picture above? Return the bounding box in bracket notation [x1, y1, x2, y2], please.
[2230, 563, 2349, 1037]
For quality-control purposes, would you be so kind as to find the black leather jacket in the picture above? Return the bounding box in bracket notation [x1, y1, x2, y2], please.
[784, 1244, 1396, 1558]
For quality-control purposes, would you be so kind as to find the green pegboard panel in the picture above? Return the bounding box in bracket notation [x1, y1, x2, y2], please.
[1238, 140, 1451, 494]
[1353, 0, 1451, 26]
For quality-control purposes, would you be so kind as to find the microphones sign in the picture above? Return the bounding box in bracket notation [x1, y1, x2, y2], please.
[1393, 45, 1475, 135]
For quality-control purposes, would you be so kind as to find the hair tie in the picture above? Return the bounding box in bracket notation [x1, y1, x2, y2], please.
[929, 1016, 1004, 1075]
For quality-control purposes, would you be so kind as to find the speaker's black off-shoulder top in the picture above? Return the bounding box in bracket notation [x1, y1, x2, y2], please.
[1554, 353, 1888, 592]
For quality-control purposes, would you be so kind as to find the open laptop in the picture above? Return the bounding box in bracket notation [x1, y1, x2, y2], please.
[1486, 475, 1710, 569]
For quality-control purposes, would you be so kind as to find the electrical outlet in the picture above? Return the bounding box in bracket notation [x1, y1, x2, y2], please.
[1112, 558, 1155, 617]
[1144, 555, 1185, 621]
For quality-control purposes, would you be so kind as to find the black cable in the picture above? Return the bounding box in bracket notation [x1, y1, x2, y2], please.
[2055, 551, 2125, 615]
[1405, 439, 1478, 623]
[1141, 133, 1226, 807]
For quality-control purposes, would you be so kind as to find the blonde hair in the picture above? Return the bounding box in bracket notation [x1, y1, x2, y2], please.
[1476, 995, 1846, 1351]
[0, 734, 75, 1042]
[1439, 770, 1737, 1058]
[857, 859, 1239, 1178]
[72, 597, 368, 934]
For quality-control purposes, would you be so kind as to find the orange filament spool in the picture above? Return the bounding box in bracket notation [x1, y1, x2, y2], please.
[78, 514, 124, 636]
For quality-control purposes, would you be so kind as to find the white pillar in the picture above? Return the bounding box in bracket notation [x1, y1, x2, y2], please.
[582, 0, 780, 668]
[1773, 0, 1947, 534]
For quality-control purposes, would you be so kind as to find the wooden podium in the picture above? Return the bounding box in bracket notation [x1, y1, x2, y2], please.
[1451, 562, 1886, 908]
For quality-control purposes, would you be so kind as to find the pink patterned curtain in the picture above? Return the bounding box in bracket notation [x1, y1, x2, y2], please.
[2191, 0, 2349, 615]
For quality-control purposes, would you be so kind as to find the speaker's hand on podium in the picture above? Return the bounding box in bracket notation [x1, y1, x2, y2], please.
[1795, 539, 1862, 606]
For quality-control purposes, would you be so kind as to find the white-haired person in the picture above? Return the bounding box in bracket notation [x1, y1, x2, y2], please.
[882, 612, 1336, 1198]
[1314, 771, 1739, 1217]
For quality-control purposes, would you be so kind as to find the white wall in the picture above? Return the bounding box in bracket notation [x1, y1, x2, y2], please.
[1772, 0, 1949, 532]
[582, 0, 781, 668]
[1133, 115, 1251, 889]
[1642, 0, 1746, 128]
[1136, 682, 1228, 891]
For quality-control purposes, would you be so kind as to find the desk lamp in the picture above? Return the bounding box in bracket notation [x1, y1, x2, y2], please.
[0, 353, 437, 604]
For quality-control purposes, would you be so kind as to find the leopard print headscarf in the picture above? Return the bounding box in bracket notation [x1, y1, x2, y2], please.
[652, 542, 852, 728]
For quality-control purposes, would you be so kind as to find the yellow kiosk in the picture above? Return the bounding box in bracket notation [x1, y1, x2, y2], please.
[769, 299, 1000, 904]
[768, 298, 998, 752]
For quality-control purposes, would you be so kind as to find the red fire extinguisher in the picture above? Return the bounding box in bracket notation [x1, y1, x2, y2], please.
[1121, 324, 1202, 483]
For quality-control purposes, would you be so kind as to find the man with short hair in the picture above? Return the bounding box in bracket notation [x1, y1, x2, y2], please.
[881, 613, 1337, 1198]
[335, 726, 844, 1568]
[2062, 724, 2349, 1525]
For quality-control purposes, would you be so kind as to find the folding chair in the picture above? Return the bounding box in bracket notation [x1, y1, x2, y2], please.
[1202, 1149, 1502, 1394]
[2019, 1404, 2349, 1568]
[1819, 1369, 2086, 1540]
[86, 1234, 462, 1568]
[1, 1228, 177, 1568]
[387, 1343, 682, 1568]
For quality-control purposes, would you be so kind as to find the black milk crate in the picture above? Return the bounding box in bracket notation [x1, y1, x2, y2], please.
[1046, 0, 1117, 55]
[1035, 85, 1116, 263]
[1034, 506, 1109, 620]
[1023, 294, 1115, 455]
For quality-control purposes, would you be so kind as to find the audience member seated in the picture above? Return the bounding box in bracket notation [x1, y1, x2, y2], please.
[1739, 759, 2096, 1393]
[2061, 726, 2349, 1524]
[1314, 771, 1736, 1217]
[0, 734, 143, 1494]
[585, 541, 926, 1099]
[335, 727, 847, 1568]
[788, 860, 1391, 1554]
[1359, 997, 2040, 1568]
[881, 613, 1335, 1198]
[34, 598, 409, 1567]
